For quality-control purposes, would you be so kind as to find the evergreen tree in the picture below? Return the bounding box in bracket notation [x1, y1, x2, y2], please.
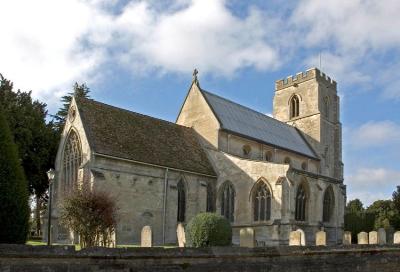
[54, 82, 90, 132]
[0, 104, 29, 243]
[0, 74, 59, 236]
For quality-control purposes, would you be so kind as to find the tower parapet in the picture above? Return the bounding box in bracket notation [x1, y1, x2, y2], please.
[275, 68, 337, 91]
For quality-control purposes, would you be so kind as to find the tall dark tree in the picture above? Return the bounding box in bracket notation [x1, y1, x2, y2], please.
[0, 74, 59, 236]
[54, 82, 90, 132]
[392, 186, 400, 211]
[0, 104, 29, 243]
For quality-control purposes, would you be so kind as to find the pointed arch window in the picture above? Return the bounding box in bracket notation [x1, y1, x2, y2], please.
[323, 186, 335, 222]
[253, 182, 272, 221]
[206, 182, 215, 212]
[290, 95, 300, 119]
[220, 182, 235, 222]
[177, 179, 186, 222]
[62, 130, 82, 192]
[295, 183, 307, 221]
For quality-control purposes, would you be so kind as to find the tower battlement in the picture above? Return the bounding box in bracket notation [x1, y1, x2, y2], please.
[275, 68, 337, 91]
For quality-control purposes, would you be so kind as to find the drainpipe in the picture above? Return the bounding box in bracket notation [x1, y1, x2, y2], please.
[162, 168, 169, 245]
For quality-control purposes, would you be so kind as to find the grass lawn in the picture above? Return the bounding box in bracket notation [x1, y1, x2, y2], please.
[26, 241, 175, 250]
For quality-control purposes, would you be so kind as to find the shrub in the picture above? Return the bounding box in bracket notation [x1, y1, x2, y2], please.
[60, 188, 118, 248]
[186, 212, 232, 247]
[0, 105, 29, 243]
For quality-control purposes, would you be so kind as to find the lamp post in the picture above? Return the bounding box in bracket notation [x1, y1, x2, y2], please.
[46, 168, 55, 246]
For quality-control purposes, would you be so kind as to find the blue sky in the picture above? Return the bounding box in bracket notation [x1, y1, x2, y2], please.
[1, 0, 400, 206]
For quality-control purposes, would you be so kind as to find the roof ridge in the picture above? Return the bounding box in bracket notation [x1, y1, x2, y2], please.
[200, 89, 294, 128]
[76, 96, 191, 130]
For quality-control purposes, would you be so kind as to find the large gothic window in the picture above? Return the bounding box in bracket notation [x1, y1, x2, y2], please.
[323, 186, 335, 222]
[290, 95, 300, 119]
[220, 181, 235, 222]
[62, 130, 82, 192]
[177, 179, 186, 222]
[295, 183, 307, 221]
[206, 182, 215, 212]
[253, 182, 272, 221]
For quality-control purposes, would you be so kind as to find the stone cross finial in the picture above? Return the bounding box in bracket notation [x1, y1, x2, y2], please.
[192, 69, 200, 86]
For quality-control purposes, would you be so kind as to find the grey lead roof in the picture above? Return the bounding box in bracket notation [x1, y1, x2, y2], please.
[201, 90, 319, 160]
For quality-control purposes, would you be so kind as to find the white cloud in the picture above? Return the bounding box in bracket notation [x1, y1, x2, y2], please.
[0, 0, 281, 104]
[346, 167, 400, 205]
[350, 120, 400, 148]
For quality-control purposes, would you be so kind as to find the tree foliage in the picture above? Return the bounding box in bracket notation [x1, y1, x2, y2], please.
[54, 82, 90, 132]
[60, 189, 118, 248]
[186, 213, 232, 247]
[0, 104, 29, 243]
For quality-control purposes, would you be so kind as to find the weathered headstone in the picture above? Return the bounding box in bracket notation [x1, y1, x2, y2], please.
[141, 225, 152, 247]
[357, 232, 368, 245]
[343, 231, 352, 245]
[315, 231, 326, 246]
[297, 229, 306, 246]
[239, 227, 255, 248]
[289, 231, 301, 246]
[394, 231, 400, 244]
[369, 231, 378, 245]
[378, 228, 386, 245]
[177, 223, 186, 248]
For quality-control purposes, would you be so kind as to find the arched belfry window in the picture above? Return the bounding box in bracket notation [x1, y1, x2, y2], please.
[220, 181, 235, 222]
[206, 182, 215, 212]
[62, 130, 82, 192]
[177, 179, 186, 222]
[253, 181, 272, 221]
[323, 186, 335, 222]
[290, 95, 300, 119]
[295, 183, 307, 221]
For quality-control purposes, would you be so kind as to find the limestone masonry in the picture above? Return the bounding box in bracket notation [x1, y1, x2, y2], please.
[46, 67, 345, 246]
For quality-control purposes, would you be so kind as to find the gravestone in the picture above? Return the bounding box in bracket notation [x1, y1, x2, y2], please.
[394, 231, 400, 244]
[343, 231, 352, 245]
[177, 223, 186, 248]
[357, 232, 368, 245]
[369, 231, 378, 245]
[289, 231, 301, 246]
[239, 228, 255, 248]
[141, 225, 152, 247]
[297, 229, 306, 246]
[378, 228, 386, 245]
[315, 231, 326, 246]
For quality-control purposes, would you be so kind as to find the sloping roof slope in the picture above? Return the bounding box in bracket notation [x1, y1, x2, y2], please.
[76, 97, 216, 176]
[201, 90, 318, 159]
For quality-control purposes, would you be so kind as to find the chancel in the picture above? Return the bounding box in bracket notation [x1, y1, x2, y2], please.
[47, 68, 345, 246]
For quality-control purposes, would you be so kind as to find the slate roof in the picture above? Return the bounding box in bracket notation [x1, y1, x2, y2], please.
[75, 97, 216, 176]
[200, 90, 319, 160]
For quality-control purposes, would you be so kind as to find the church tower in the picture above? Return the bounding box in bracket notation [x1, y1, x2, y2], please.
[273, 68, 343, 180]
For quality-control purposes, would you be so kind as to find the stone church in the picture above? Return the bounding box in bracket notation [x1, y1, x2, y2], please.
[49, 67, 346, 246]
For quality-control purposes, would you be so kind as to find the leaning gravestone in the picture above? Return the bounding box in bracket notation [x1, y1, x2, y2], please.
[141, 225, 152, 247]
[343, 231, 352, 245]
[377, 228, 386, 245]
[177, 223, 186, 248]
[394, 231, 400, 244]
[357, 232, 368, 245]
[315, 231, 326, 246]
[369, 231, 378, 245]
[239, 227, 255, 248]
[289, 231, 301, 246]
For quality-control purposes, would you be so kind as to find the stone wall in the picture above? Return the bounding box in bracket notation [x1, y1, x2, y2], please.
[2, 244, 400, 272]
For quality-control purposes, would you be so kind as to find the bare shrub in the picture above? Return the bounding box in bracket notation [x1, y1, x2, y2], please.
[60, 188, 118, 248]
